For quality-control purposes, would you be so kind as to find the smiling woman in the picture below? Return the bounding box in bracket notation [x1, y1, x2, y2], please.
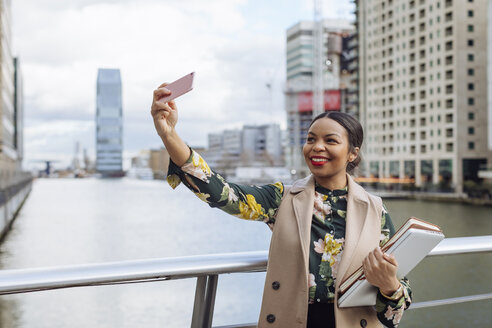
[150, 84, 412, 327]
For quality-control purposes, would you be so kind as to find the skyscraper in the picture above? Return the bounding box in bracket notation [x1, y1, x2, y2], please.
[0, 0, 22, 188]
[96, 68, 123, 176]
[284, 19, 355, 177]
[356, 0, 492, 192]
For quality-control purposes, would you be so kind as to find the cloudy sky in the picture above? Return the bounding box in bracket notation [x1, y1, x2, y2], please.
[12, 0, 353, 170]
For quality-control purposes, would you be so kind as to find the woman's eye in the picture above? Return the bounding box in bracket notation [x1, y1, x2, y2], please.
[306, 137, 314, 143]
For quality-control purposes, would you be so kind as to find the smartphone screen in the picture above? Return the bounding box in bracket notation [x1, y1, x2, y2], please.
[158, 72, 194, 103]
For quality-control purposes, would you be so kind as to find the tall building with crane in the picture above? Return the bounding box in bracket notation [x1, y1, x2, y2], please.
[285, 18, 356, 177]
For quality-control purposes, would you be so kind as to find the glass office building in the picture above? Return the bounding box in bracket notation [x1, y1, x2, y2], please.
[96, 68, 123, 176]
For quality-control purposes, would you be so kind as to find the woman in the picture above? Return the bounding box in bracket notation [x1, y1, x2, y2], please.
[151, 83, 412, 327]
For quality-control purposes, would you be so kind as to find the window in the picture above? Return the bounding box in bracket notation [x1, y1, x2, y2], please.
[446, 55, 453, 65]
[468, 127, 475, 135]
[468, 142, 475, 150]
[468, 10, 474, 17]
[468, 112, 475, 120]
[446, 84, 453, 94]
[445, 26, 453, 36]
[446, 114, 453, 123]
[468, 68, 474, 76]
[445, 41, 453, 51]
[468, 39, 474, 47]
[468, 54, 474, 61]
[446, 70, 453, 79]
[446, 143, 453, 152]
[445, 12, 453, 22]
[468, 25, 474, 32]
[468, 98, 475, 105]
[468, 83, 474, 90]
[446, 128, 453, 137]
[446, 99, 453, 108]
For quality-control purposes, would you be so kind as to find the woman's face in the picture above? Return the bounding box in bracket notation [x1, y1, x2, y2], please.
[302, 117, 358, 188]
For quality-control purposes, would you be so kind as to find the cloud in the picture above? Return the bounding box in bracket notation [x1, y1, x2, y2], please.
[12, 0, 351, 169]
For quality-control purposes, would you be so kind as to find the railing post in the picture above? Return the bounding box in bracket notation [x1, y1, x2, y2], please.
[191, 275, 219, 328]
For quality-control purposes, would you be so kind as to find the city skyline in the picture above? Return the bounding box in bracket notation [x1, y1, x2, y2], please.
[12, 0, 354, 171]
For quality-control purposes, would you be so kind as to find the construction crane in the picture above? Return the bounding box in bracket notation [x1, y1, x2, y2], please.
[312, 0, 324, 118]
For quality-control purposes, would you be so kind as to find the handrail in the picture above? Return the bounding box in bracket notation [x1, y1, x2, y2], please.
[0, 236, 491, 327]
[0, 250, 268, 295]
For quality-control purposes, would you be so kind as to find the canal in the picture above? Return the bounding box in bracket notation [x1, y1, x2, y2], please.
[0, 178, 490, 327]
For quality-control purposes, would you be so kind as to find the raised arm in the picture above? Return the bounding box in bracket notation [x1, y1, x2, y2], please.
[150, 82, 284, 229]
[150, 82, 190, 166]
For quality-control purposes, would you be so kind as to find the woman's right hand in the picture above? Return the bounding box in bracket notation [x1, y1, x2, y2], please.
[151, 82, 178, 138]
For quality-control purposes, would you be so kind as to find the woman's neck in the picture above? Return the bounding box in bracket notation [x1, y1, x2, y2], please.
[314, 174, 348, 191]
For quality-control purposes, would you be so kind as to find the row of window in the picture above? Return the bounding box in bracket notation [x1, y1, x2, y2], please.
[369, 140, 476, 155]
[368, 142, 456, 155]
[369, 125, 476, 143]
[367, 0, 474, 26]
[367, 49, 477, 80]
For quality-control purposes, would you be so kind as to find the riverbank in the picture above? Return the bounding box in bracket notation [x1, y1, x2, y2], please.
[370, 190, 492, 206]
[0, 177, 33, 241]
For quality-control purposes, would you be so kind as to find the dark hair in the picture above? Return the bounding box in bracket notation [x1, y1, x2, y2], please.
[309, 111, 363, 174]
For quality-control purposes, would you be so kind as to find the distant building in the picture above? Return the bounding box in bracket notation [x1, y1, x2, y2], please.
[96, 68, 124, 176]
[242, 124, 283, 166]
[0, 0, 32, 240]
[149, 148, 170, 180]
[0, 0, 26, 189]
[489, 0, 492, 151]
[203, 124, 283, 178]
[356, 0, 492, 192]
[14, 58, 23, 165]
[285, 19, 355, 177]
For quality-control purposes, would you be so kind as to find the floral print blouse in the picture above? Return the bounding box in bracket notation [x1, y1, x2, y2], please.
[167, 149, 412, 328]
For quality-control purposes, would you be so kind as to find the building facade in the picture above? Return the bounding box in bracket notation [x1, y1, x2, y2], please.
[0, 0, 25, 189]
[95, 68, 124, 176]
[285, 19, 356, 177]
[357, 0, 492, 192]
[202, 124, 283, 177]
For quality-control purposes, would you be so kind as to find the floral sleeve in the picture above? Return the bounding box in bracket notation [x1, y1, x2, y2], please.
[166, 149, 284, 228]
[375, 205, 413, 328]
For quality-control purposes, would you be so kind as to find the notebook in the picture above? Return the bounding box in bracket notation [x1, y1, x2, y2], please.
[337, 217, 444, 308]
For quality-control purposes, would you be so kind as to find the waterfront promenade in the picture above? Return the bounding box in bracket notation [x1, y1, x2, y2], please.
[0, 178, 490, 327]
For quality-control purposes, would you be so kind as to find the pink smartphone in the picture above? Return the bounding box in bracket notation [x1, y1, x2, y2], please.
[159, 72, 194, 103]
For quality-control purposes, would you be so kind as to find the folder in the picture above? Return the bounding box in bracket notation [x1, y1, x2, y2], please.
[337, 217, 444, 308]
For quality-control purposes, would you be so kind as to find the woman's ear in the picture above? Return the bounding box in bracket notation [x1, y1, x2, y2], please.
[349, 147, 360, 163]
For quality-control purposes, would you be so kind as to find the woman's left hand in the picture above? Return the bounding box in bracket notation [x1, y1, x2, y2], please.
[363, 247, 401, 295]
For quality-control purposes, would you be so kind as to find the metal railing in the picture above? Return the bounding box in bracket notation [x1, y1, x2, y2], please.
[0, 236, 491, 328]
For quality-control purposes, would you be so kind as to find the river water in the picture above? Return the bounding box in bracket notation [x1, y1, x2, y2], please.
[0, 178, 490, 327]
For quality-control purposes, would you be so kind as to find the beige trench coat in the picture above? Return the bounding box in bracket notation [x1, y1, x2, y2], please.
[257, 174, 383, 328]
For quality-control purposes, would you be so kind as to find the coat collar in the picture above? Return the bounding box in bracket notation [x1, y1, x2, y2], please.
[288, 173, 372, 289]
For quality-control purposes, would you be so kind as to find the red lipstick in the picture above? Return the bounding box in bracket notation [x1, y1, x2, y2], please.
[310, 156, 328, 166]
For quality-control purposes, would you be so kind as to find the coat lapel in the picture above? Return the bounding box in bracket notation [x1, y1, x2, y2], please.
[335, 174, 370, 288]
[291, 175, 315, 270]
